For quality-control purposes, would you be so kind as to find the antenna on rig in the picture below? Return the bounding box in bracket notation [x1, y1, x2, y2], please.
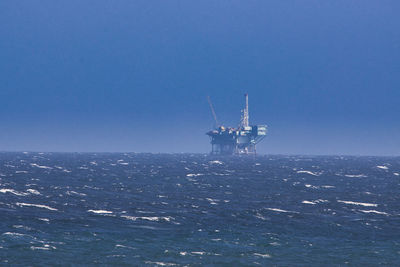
[240, 93, 249, 128]
[207, 96, 219, 128]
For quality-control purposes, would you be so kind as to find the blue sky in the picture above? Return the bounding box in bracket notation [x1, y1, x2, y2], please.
[0, 1, 399, 155]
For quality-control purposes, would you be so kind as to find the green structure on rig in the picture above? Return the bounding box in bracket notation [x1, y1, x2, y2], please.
[206, 94, 267, 155]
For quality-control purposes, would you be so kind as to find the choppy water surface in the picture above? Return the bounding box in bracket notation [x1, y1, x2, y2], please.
[0, 152, 399, 265]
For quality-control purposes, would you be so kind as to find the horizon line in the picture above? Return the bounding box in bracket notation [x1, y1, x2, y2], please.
[0, 151, 398, 157]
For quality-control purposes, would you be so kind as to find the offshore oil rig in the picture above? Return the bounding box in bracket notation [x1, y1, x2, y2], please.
[206, 94, 267, 155]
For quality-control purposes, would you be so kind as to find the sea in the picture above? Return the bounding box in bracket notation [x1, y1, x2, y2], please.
[0, 152, 399, 266]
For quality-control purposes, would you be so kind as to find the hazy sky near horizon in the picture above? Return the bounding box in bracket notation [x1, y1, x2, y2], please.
[0, 1, 399, 155]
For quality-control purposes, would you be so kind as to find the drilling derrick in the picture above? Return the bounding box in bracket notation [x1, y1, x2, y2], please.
[206, 94, 267, 155]
[240, 93, 249, 128]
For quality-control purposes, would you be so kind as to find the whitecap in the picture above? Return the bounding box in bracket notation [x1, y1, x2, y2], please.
[338, 200, 377, 207]
[344, 174, 367, 178]
[16, 203, 58, 211]
[394, 173, 400, 176]
[2, 232, 28, 237]
[321, 185, 335, 189]
[376, 165, 388, 170]
[191, 251, 206, 255]
[144, 261, 177, 266]
[253, 253, 272, 258]
[302, 199, 328, 205]
[12, 225, 33, 231]
[209, 160, 223, 165]
[266, 208, 299, 214]
[115, 244, 135, 250]
[4, 164, 15, 168]
[30, 163, 52, 170]
[121, 215, 172, 222]
[297, 170, 320, 176]
[88, 209, 113, 214]
[66, 191, 87, 197]
[359, 210, 389, 215]
[255, 213, 267, 220]
[305, 184, 319, 189]
[206, 198, 219, 205]
[26, 189, 40, 195]
[15, 171, 28, 174]
[186, 173, 203, 177]
[30, 244, 56, 250]
[0, 189, 29, 196]
[302, 201, 316, 205]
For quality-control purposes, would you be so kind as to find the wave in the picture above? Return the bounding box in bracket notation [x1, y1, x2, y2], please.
[0, 189, 29, 196]
[302, 199, 328, 205]
[2, 232, 29, 237]
[87, 209, 113, 214]
[191, 251, 206, 255]
[26, 189, 40, 195]
[186, 173, 204, 177]
[30, 163, 52, 169]
[359, 210, 389, 215]
[253, 252, 272, 258]
[344, 174, 367, 178]
[266, 208, 299, 214]
[115, 244, 136, 250]
[30, 244, 56, 250]
[209, 160, 223, 165]
[144, 261, 177, 266]
[121, 215, 172, 222]
[297, 170, 321, 176]
[338, 200, 377, 207]
[66, 191, 87, 197]
[376, 165, 389, 170]
[16, 202, 58, 211]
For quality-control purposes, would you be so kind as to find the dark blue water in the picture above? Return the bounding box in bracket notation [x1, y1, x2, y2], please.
[0, 152, 399, 266]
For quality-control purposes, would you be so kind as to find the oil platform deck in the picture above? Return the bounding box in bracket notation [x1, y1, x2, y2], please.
[206, 94, 267, 155]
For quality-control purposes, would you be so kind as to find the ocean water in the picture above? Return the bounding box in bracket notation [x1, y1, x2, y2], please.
[0, 152, 399, 266]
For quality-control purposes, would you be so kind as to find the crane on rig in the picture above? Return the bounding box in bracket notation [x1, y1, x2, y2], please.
[207, 96, 219, 128]
[206, 94, 267, 155]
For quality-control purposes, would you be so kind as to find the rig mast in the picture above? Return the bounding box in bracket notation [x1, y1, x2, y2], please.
[240, 93, 249, 128]
[206, 94, 267, 155]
